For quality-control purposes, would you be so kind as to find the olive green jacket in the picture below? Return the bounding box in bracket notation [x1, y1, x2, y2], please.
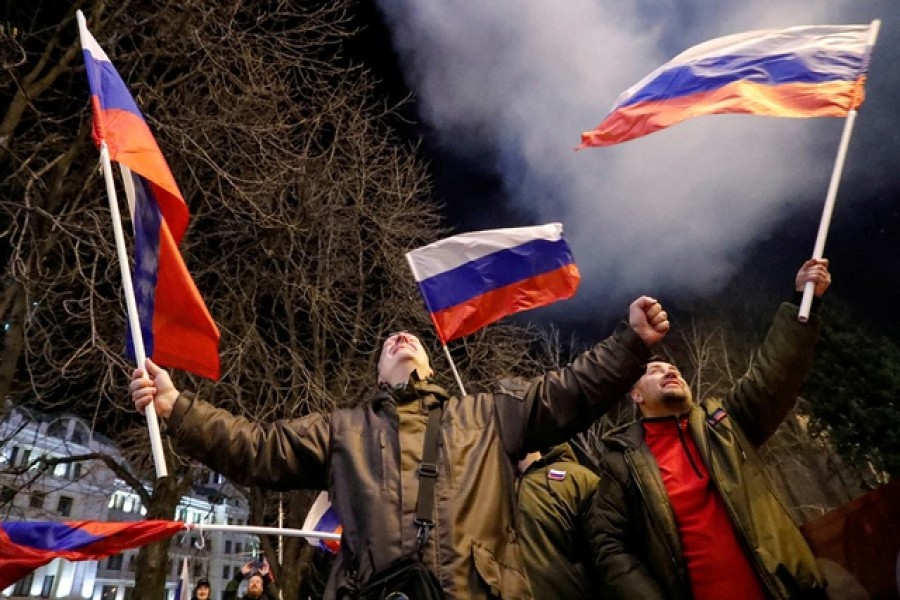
[517, 443, 600, 600]
[593, 302, 827, 599]
[166, 324, 650, 600]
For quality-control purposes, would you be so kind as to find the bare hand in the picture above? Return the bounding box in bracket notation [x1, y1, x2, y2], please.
[629, 296, 669, 347]
[796, 258, 831, 297]
[258, 558, 271, 576]
[130, 359, 179, 418]
[241, 561, 254, 576]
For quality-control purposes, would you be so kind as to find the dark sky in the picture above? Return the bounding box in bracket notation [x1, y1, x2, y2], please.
[356, 1, 900, 342]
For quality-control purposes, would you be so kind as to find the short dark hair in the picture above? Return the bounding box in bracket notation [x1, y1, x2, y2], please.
[196, 578, 210, 588]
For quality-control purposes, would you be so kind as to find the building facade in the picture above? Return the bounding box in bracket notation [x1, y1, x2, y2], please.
[1, 404, 256, 600]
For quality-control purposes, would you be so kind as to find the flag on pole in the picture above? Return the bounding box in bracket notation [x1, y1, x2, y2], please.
[405, 223, 580, 343]
[77, 13, 221, 379]
[173, 556, 190, 600]
[301, 492, 342, 553]
[580, 22, 877, 148]
[0, 520, 184, 589]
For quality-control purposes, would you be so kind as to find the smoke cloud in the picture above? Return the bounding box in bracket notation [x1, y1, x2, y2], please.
[376, 0, 896, 323]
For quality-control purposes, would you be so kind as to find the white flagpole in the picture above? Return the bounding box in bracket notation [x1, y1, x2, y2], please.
[442, 344, 467, 397]
[99, 142, 169, 478]
[189, 523, 341, 541]
[799, 19, 881, 322]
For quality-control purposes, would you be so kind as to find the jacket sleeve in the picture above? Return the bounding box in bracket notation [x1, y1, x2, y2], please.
[723, 302, 822, 447]
[222, 570, 243, 600]
[166, 392, 330, 490]
[518, 323, 650, 452]
[590, 463, 668, 600]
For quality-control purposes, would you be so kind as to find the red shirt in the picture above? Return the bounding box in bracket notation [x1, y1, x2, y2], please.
[643, 416, 767, 600]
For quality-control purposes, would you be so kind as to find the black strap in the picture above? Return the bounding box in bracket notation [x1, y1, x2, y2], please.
[415, 399, 442, 551]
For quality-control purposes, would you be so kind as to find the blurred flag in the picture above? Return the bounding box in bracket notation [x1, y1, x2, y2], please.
[406, 223, 580, 343]
[580, 22, 878, 148]
[301, 492, 342, 553]
[173, 556, 190, 600]
[0, 520, 184, 589]
[77, 12, 220, 379]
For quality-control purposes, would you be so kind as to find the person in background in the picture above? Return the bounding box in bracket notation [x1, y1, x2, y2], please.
[191, 577, 210, 600]
[517, 442, 601, 600]
[591, 259, 857, 599]
[223, 559, 278, 600]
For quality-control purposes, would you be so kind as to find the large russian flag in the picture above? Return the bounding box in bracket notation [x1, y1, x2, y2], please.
[77, 12, 220, 380]
[405, 223, 580, 343]
[0, 520, 184, 589]
[580, 22, 878, 148]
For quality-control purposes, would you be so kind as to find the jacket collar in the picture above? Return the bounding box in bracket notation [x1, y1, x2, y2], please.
[371, 371, 451, 408]
[603, 406, 699, 450]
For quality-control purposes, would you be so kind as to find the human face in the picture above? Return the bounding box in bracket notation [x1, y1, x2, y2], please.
[377, 331, 432, 385]
[631, 361, 692, 418]
[195, 586, 210, 600]
[247, 575, 264, 598]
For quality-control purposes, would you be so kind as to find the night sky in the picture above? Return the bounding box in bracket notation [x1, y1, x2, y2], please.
[358, 0, 900, 342]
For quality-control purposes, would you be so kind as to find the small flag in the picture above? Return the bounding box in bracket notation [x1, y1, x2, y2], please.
[405, 223, 580, 343]
[173, 556, 190, 600]
[580, 22, 878, 148]
[301, 492, 342, 553]
[77, 11, 220, 379]
[707, 407, 728, 427]
[548, 469, 568, 482]
[0, 520, 184, 589]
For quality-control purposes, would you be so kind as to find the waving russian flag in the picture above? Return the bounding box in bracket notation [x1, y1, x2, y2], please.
[0, 520, 184, 589]
[580, 22, 878, 148]
[406, 223, 580, 343]
[301, 492, 342, 553]
[77, 12, 220, 379]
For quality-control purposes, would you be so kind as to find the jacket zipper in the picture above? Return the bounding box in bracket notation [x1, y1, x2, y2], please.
[676, 418, 704, 479]
[701, 422, 781, 598]
[624, 451, 684, 589]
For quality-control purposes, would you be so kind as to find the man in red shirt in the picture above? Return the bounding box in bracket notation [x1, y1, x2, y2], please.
[592, 259, 834, 599]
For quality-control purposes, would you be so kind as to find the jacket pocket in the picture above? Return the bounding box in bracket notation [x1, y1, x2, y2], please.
[471, 541, 531, 600]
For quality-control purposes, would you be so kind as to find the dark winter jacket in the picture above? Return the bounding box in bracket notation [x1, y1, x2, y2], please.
[222, 571, 278, 600]
[593, 302, 827, 599]
[517, 443, 600, 600]
[165, 324, 650, 600]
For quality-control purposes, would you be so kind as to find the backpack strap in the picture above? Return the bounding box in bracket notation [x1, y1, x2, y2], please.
[415, 399, 443, 552]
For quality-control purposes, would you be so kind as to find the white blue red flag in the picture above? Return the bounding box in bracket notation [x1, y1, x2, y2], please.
[0, 520, 184, 589]
[77, 12, 220, 379]
[173, 556, 190, 600]
[405, 223, 580, 343]
[301, 492, 342, 553]
[580, 22, 878, 148]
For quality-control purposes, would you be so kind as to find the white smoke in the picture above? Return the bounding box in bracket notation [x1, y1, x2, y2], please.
[376, 0, 892, 321]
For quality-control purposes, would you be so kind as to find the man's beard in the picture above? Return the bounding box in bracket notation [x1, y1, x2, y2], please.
[660, 388, 692, 410]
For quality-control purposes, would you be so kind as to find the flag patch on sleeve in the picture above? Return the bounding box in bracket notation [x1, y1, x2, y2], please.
[548, 469, 567, 481]
[707, 407, 728, 427]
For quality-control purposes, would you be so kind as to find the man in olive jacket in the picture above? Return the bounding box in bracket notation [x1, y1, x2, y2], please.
[592, 259, 833, 599]
[517, 442, 601, 600]
[131, 297, 669, 600]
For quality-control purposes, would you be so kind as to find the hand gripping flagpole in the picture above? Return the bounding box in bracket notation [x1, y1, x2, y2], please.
[99, 141, 169, 478]
[799, 19, 881, 322]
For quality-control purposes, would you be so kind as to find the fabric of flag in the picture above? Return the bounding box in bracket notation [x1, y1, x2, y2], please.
[301, 492, 342, 553]
[0, 520, 183, 589]
[580, 22, 877, 148]
[173, 556, 190, 600]
[77, 12, 220, 380]
[405, 223, 580, 343]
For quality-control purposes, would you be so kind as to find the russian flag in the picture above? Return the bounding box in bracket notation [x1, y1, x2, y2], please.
[580, 22, 878, 148]
[173, 556, 190, 600]
[301, 492, 342, 553]
[0, 520, 184, 589]
[77, 12, 220, 380]
[405, 223, 580, 343]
